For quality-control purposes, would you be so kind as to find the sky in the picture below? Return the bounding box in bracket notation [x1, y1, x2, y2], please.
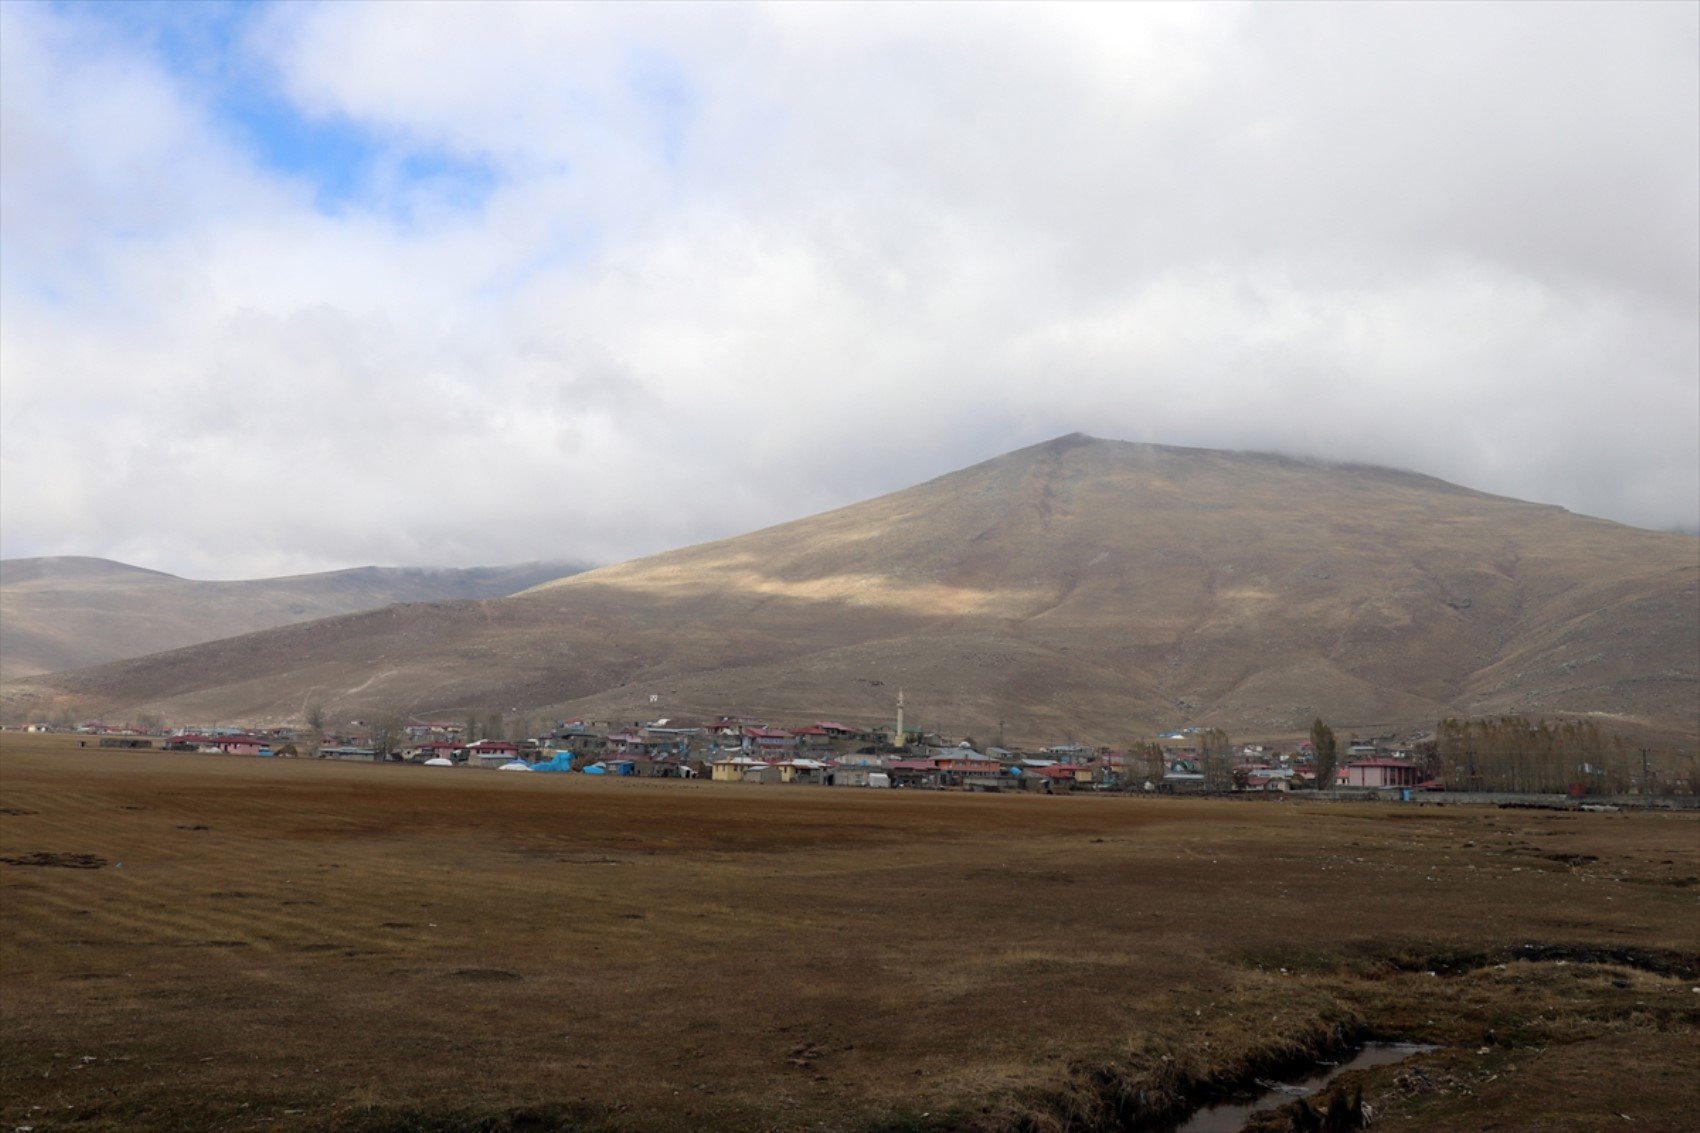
[2, 0, 1696, 580]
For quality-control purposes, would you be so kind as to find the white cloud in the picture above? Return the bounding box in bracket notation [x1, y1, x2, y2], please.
[1, 0, 1695, 579]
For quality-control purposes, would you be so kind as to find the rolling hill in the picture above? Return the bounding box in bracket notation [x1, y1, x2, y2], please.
[3, 435, 1695, 743]
[0, 557, 585, 682]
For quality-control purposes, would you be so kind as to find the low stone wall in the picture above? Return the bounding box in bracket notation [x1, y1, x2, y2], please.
[1412, 790, 1697, 810]
[1303, 788, 1699, 810]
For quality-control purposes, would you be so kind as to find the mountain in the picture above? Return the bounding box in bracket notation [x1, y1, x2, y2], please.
[4, 436, 1695, 742]
[0, 557, 586, 682]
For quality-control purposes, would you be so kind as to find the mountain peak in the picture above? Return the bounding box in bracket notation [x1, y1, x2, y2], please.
[1039, 431, 1100, 450]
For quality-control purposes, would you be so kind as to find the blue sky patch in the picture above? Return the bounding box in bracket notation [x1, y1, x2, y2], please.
[59, 0, 497, 218]
[626, 47, 695, 169]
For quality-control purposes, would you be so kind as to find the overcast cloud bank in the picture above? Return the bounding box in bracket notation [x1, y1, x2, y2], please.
[2, 1, 1696, 579]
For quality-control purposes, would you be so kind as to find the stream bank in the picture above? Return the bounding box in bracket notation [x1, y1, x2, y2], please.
[1174, 1042, 1438, 1133]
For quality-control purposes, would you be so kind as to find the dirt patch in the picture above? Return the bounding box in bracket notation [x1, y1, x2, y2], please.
[2, 851, 108, 869]
[303, 1101, 624, 1133]
[1374, 941, 1700, 980]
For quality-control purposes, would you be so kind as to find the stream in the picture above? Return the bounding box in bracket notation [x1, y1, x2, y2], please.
[1174, 1042, 1440, 1133]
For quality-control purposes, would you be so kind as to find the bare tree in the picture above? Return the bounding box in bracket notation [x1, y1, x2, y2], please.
[370, 709, 406, 761]
[304, 703, 327, 758]
[1199, 728, 1235, 791]
[1129, 741, 1166, 785]
[1437, 716, 1628, 794]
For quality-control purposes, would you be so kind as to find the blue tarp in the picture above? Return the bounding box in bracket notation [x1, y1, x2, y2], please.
[531, 752, 577, 773]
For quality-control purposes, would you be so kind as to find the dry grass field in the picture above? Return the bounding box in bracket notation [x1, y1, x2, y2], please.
[2, 733, 1697, 1132]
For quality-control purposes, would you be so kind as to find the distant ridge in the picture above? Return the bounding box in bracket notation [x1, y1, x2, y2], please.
[0, 557, 588, 681]
[4, 435, 1695, 742]
[0, 556, 178, 586]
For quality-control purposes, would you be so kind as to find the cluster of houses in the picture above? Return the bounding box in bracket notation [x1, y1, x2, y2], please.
[83, 715, 1435, 795]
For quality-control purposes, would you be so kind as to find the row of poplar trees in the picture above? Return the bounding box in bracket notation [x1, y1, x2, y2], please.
[1129, 715, 1665, 796]
[1435, 716, 1632, 794]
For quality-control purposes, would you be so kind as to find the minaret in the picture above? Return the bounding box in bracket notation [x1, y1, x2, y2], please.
[893, 688, 905, 749]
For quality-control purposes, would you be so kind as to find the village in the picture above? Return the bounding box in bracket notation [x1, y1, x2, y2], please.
[42, 706, 1445, 796]
[35, 674, 1690, 799]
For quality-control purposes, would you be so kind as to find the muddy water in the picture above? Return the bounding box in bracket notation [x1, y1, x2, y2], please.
[1174, 1042, 1440, 1133]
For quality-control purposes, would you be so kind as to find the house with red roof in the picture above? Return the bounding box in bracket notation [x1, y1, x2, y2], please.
[887, 758, 940, 788]
[744, 727, 795, 754]
[408, 740, 464, 761]
[465, 739, 521, 762]
[932, 751, 1006, 790]
[1343, 758, 1420, 789]
[1031, 763, 1091, 791]
[788, 725, 835, 751]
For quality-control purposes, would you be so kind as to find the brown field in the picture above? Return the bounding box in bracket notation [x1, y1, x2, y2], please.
[2, 733, 1697, 1132]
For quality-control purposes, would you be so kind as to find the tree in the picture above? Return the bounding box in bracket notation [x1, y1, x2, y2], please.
[1199, 728, 1235, 791]
[1130, 741, 1166, 785]
[370, 709, 406, 761]
[1310, 718, 1338, 791]
[304, 704, 327, 757]
[1435, 715, 1627, 794]
[1411, 737, 1441, 783]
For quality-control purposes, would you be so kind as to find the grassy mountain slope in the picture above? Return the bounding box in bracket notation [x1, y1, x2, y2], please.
[0, 557, 585, 682]
[4, 436, 1694, 742]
